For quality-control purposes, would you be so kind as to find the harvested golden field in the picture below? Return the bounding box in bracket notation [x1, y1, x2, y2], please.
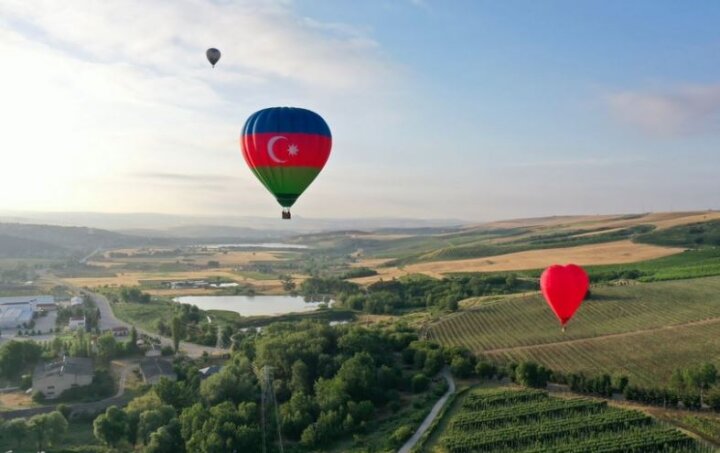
[352, 240, 683, 282]
[63, 270, 242, 288]
[468, 211, 720, 237]
[97, 249, 286, 267]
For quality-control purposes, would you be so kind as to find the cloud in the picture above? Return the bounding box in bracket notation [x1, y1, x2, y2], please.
[0, 0, 408, 216]
[607, 84, 720, 137]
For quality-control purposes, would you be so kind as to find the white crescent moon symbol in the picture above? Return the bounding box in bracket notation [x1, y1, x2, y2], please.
[267, 136, 288, 163]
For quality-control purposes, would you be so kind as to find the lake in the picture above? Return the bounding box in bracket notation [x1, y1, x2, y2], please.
[174, 294, 327, 317]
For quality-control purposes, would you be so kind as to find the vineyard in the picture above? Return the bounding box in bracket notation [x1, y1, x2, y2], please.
[429, 276, 720, 386]
[438, 388, 704, 453]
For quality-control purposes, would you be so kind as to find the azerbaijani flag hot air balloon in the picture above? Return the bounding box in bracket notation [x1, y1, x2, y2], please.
[241, 107, 332, 219]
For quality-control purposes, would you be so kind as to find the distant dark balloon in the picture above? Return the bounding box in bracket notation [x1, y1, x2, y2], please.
[206, 48, 221, 67]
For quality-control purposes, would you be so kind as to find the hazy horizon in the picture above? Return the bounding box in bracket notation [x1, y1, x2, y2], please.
[2, 1, 719, 220]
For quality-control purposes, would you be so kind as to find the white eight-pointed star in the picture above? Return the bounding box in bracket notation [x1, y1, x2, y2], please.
[288, 144, 300, 157]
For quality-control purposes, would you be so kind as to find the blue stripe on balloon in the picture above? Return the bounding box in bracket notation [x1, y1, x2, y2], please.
[242, 107, 331, 138]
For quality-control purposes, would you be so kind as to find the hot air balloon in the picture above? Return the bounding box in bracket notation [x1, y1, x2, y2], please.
[540, 264, 589, 331]
[206, 48, 221, 67]
[241, 107, 332, 219]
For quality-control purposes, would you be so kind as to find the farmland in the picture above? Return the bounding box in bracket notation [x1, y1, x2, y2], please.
[430, 276, 720, 386]
[430, 387, 704, 452]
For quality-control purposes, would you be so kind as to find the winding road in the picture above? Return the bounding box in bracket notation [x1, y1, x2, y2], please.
[82, 289, 228, 358]
[398, 368, 455, 453]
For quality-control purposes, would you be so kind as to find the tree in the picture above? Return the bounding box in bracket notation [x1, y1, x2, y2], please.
[171, 317, 185, 353]
[96, 333, 117, 362]
[280, 392, 317, 439]
[138, 405, 176, 445]
[94, 405, 128, 447]
[56, 403, 72, 420]
[199, 365, 257, 406]
[411, 373, 430, 392]
[184, 401, 261, 452]
[154, 379, 194, 410]
[29, 411, 67, 451]
[290, 359, 311, 394]
[126, 326, 139, 354]
[4, 417, 29, 449]
[390, 424, 413, 447]
[451, 356, 473, 378]
[475, 361, 497, 380]
[515, 361, 549, 388]
[0, 340, 42, 379]
[336, 352, 377, 401]
[144, 418, 184, 453]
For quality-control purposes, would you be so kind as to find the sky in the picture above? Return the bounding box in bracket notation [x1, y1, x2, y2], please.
[1, 0, 719, 222]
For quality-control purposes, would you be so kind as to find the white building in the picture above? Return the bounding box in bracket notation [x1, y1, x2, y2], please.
[33, 357, 94, 399]
[70, 296, 84, 307]
[68, 316, 86, 331]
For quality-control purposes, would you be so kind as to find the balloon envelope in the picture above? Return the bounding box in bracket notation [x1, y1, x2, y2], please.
[540, 264, 589, 326]
[206, 48, 221, 67]
[241, 107, 332, 210]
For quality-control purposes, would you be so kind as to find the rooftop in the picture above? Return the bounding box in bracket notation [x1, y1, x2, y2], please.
[199, 365, 222, 378]
[0, 295, 54, 306]
[140, 358, 175, 380]
[34, 357, 94, 379]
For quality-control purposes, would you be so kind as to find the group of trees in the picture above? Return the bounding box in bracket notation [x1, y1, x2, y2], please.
[88, 321, 453, 452]
[1, 411, 68, 451]
[0, 340, 43, 381]
[476, 356, 720, 413]
[156, 303, 222, 349]
[302, 274, 535, 315]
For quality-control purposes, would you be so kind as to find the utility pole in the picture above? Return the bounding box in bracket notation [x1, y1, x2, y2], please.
[253, 365, 284, 453]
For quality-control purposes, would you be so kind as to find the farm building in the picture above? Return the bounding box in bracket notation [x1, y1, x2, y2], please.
[0, 305, 33, 329]
[0, 295, 54, 312]
[140, 358, 176, 385]
[33, 356, 94, 399]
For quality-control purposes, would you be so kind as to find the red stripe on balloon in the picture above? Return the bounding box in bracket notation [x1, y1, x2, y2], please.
[242, 133, 331, 169]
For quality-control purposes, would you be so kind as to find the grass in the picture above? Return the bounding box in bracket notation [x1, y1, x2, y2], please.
[427, 387, 704, 453]
[430, 276, 720, 386]
[112, 300, 176, 332]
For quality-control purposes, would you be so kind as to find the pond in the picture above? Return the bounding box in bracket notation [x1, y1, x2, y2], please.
[173, 294, 328, 317]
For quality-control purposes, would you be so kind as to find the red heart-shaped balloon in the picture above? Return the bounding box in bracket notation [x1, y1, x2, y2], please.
[540, 264, 589, 327]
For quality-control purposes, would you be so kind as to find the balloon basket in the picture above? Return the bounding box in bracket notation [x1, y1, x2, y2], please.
[282, 209, 291, 220]
[561, 326, 566, 333]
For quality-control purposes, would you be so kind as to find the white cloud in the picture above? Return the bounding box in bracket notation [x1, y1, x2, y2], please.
[607, 84, 720, 137]
[0, 0, 406, 217]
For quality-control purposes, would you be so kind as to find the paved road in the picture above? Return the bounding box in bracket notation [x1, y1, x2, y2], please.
[398, 368, 455, 453]
[43, 274, 228, 358]
[83, 289, 228, 358]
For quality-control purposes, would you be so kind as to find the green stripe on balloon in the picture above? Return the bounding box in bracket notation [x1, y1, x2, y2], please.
[251, 166, 322, 207]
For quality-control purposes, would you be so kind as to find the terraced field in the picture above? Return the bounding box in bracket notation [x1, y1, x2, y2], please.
[430, 277, 720, 386]
[434, 388, 704, 453]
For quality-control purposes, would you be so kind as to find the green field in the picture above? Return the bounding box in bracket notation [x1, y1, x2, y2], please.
[430, 276, 720, 386]
[429, 387, 703, 453]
